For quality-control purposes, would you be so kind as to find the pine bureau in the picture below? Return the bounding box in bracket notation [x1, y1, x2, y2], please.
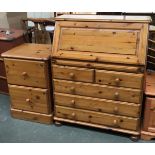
[51, 15, 151, 139]
[2, 43, 53, 124]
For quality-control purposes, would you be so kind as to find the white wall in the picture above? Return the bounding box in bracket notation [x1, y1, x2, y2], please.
[0, 12, 9, 29]
[27, 12, 54, 18]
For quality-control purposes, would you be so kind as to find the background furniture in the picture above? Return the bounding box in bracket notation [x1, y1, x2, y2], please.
[141, 71, 155, 140]
[22, 18, 55, 44]
[51, 15, 151, 140]
[147, 25, 155, 71]
[0, 28, 25, 94]
[2, 43, 53, 124]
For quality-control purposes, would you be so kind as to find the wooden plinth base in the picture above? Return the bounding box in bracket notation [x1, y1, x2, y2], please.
[11, 108, 53, 124]
[54, 117, 140, 139]
[141, 131, 155, 141]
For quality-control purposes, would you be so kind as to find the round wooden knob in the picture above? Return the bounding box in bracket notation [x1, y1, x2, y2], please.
[114, 92, 119, 100]
[114, 107, 119, 113]
[115, 78, 120, 85]
[26, 98, 31, 103]
[70, 87, 75, 93]
[71, 112, 76, 118]
[71, 100, 75, 106]
[113, 120, 119, 127]
[69, 73, 75, 79]
[22, 72, 27, 77]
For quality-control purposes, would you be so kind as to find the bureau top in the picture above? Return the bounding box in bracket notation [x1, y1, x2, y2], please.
[55, 15, 151, 23]
[2, 43, 52, 61]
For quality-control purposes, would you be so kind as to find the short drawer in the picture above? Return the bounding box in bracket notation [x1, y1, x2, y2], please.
[55, 106, 139, 131]
[95, 70, 143, 89]
[55, 93, 140, 117]
[53, 65, 94, 82]
[54, 80, 142, 104]
[9, 85, 51, 114]
[0, 59, 6, 77]
[4, 59, 48, 88]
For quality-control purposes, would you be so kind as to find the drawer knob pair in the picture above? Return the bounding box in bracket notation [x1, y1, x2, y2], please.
[69, 73, 75, 79]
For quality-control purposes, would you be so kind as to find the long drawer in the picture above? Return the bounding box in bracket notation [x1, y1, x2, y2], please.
[54, 80, 142, 104]
[95, 69, 143, 89]
[54, 93, 140, 117]
[52, 64, 94, 82]
[9, 85, 51, 114]
[55, 105, 140, 131]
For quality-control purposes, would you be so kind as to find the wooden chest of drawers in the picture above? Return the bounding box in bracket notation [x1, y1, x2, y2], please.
[52, 15, 151, 138]
[2, 43, 53, 124]
[0, 28, 25, 94]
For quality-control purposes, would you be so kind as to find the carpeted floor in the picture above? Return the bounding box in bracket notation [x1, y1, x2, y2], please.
[0, 94, 154, 143]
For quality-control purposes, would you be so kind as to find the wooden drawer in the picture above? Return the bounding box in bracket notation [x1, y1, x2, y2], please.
[55, 93, 140, 117]
[4, 59, 48, 88]
[9, 85, 51, 114]
[0, 59, 6, 77]
[55, 106, 139, 131]
[53, 65, 94, 82]
[95, 70, 143, 89]
[0, 78, 8, 94]
[54, 80, 142, 104]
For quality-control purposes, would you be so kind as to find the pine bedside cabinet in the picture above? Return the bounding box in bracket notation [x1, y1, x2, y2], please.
[51, 15, 151, 140]
[2, 43, 53, 124]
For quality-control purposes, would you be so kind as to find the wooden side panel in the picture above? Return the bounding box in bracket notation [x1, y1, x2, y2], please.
[54, 80, 142, 104]
[9, 85, 51, 114]
[11, 108, 53, 124]
[96, 69, 143, 89]
[52, 64, 94, 82]
[55, 93, 140, 117]
[59, 28, 138, 55]
[4, 59, 48, 88]
[55, 106, 139, 131]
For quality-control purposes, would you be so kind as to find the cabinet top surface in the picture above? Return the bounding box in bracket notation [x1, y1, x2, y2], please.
[2, 43, 52, 60]
[55, 15, 151, 23]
